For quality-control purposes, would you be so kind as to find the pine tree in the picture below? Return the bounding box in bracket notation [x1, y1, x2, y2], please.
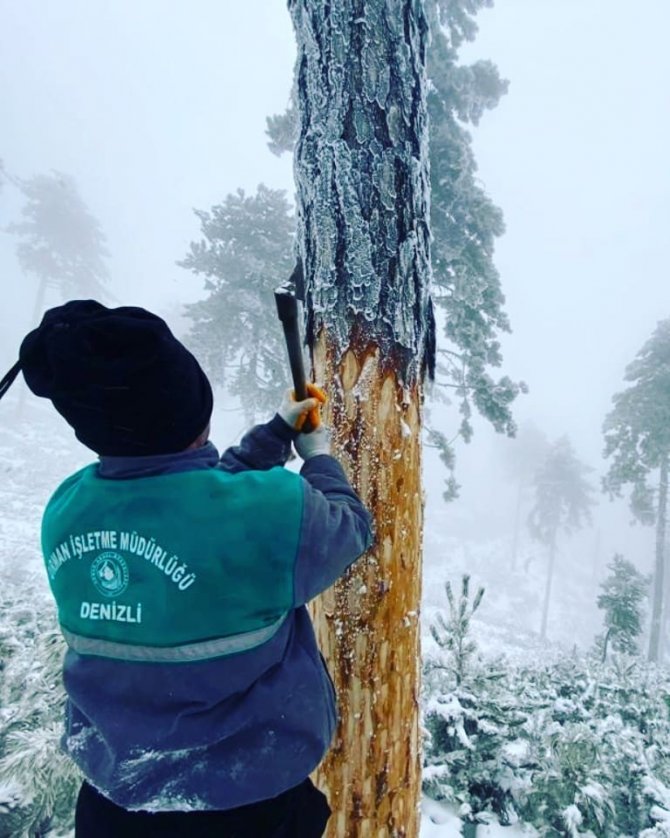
[603, 318, 670, 663]
[423, 578, 518, 827]
[182, 0, 522, 461]
[528, 436, 595, 640]
[429, 575, 485, 688]
[4, 170, 110, 324]
[288, 1, 433, 832]
[423, 0, 524, 453]
[265, 0, 524, 479]
[179, 186, 295, 421]
[597, 554, 649, 660]
[0, 580, 81, 837]
[500, 423, 550, 570]
[424, 623, 670, 835]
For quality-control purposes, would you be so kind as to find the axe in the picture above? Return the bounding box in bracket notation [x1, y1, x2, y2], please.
[274, 260, 315, 433]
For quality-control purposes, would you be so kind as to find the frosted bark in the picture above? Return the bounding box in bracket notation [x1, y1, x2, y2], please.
[289, 2, 433, 835]
[289, 0, 434, 385]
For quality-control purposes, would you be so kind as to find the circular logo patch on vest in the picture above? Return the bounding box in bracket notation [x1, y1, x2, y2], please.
[90, 552, 129, 598]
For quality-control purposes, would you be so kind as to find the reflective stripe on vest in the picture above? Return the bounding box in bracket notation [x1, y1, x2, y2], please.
[61, 611, 289, 663]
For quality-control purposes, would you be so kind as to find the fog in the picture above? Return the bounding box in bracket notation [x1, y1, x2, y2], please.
[2, 1, 669, 649]
[429, 0, 670, 630]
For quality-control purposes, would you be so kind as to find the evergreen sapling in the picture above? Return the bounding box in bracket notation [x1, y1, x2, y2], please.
[596, 554, 649, 662]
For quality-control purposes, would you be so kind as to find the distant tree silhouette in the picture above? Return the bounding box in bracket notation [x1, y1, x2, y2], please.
[179, 186, 294, 422]
[4, 169, 110, 325]
[528, 436, 595, 640]
[501, 423, 550, 569]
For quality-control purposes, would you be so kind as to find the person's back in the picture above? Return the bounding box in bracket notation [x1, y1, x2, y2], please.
[0, 300, 373, 837]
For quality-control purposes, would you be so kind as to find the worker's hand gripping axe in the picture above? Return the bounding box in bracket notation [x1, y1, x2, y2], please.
[274, 261, 318, 433]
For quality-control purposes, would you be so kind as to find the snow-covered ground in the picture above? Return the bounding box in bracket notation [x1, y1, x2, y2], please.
[421, 797, 539, 837]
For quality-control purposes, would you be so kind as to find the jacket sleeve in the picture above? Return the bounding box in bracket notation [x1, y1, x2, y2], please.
[293, 454, 374, 605]
[218, 414, 297, 473]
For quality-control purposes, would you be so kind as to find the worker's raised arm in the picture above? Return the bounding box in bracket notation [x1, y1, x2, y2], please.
[218, 386, 325, 473]
[218, 414, 296, 473]
[220, 390, 373, 598]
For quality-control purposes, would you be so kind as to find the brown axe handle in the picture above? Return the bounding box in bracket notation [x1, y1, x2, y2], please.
[274, 287, 314, 432]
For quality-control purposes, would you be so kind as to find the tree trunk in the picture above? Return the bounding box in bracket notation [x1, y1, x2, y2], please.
[540, 531, 557, 641]
[289, 2, 433, 835]
[591, 528, 601, 584]
[31, 276, 49, 327]
[16, 276, 49, 418]
[648, 454, 668, 662]
[510, 477, 523, 570]
[601, 626, 611, 664]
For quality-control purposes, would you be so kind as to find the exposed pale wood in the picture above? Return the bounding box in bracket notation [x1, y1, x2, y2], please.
[311, 332, 424, 837]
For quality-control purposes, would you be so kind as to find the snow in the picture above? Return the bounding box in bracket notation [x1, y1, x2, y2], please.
[421, 797, 465, 836]
[420, 797, 539, 837]
[0, 781, 23, 815]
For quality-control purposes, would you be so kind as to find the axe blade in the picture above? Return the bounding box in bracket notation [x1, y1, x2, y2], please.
[274, 263, 312, 426]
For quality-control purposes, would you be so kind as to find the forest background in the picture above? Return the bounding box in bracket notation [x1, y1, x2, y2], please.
[1, 1, 670, 835]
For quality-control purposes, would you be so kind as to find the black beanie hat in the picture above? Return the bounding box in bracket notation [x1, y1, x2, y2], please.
[0, 300, 213, 456]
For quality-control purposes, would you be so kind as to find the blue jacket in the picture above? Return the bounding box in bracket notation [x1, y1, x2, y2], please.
[49, 415, 373, 812]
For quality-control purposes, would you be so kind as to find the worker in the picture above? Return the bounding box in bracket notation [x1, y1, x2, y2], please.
[0, 299, 373, 838]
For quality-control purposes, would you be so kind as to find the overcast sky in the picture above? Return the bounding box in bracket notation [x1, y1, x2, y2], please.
[0, 1, 296, 318]
[1, 1, 669, 556]
[461, 0, 670, 457]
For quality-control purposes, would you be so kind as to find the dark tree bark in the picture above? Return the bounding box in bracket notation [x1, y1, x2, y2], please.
[510, 477, 523, 570]
[289, 1, 433, 834]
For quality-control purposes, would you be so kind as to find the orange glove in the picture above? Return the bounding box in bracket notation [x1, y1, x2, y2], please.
[279, 383, 327, 431]
[296, 382, 327, 431]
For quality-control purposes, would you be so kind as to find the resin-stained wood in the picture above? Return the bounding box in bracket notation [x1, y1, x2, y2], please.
[311, 337, 423, 837]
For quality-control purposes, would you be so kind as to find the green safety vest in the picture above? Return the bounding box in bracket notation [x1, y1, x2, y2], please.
[41, 464, 303, 662]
